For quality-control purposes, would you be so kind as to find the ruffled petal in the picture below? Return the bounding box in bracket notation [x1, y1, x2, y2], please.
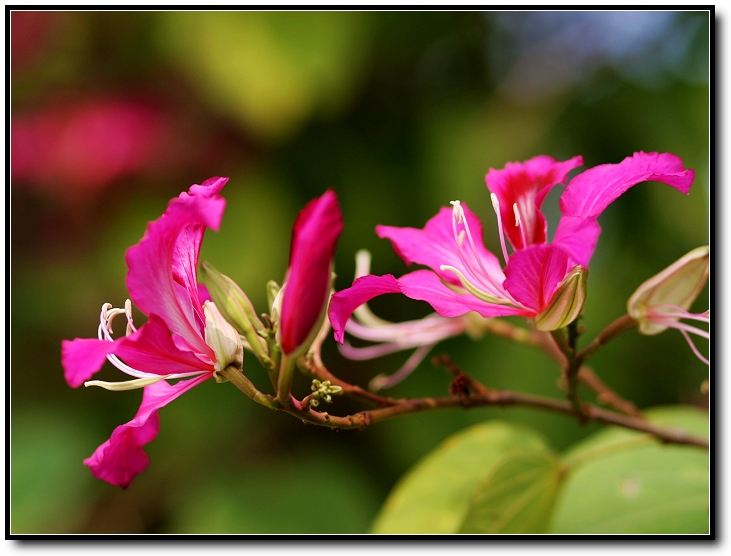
[62, 337, 118, 388]
[560, 152, 694, 219]
[553, 216, 602, 267]
[398, 270, 531, 319]
[503, 244, 572, 312]
[126, 177, 228, 357]
[84, 375, 209, 488]
[280, 190, 343, 354]
[329, 274, 401, 343]
[486, 155, 583, 250]
[376, 204, 503, 286]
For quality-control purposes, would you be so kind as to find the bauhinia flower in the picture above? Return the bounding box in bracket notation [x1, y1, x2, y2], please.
[329, 151, 695, 367]
[61, 177, 242, 488]
[627, 245, 710, 364]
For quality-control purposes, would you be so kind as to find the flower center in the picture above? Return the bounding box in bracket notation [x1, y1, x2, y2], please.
[438, 201, 524, 308]
[84, 300, 206, 391]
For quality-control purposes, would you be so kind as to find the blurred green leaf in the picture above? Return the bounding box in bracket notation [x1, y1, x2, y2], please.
[158, 12, 373, 142]
[168, 451, 381, 534]
[549, 406, 708, 534]
[370, 421, 551, 534]
[458, 451, 562, 534]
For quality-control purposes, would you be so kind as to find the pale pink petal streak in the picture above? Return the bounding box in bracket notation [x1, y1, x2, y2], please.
[486, 155, 583, 250]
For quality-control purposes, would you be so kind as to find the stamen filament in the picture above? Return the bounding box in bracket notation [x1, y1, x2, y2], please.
[679, 329, 709, 365]
[440, 265, 526, 308]
[85, 374, 173, 391]
[490, 193, 510, 265]
[449, 201, 505, 298]
[368, 344, 435, 391]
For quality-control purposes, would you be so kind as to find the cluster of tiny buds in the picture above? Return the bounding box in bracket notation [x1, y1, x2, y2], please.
[309, 379, 343, 407]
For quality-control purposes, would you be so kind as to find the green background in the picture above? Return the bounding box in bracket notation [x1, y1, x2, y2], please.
[10, 10, 709, 534]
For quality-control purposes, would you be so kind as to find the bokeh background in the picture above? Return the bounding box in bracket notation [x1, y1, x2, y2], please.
[10, 9, 710, 534]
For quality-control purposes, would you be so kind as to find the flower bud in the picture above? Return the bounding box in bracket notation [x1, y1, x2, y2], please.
[200, 261, 270, 365]
[204, 300, 244, 382]
[535, 265, 587, 331]
[279, 190, 343, 356]
[628, 246, 709, 335]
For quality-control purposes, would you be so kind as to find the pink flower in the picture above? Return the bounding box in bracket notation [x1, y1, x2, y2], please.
[61, 177, 242, 488]
[279, 190, 344, 356]
[330, 152, 695, 348]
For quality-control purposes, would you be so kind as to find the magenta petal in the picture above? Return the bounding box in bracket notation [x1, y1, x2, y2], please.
[280, 190, 344, 354]
[126, 177, 228, 357]
[84, 375, 209, 488]
[486, 155, 583, 250]
[376, 204, 503, 286]
[560, 151, 695, 219]
[62, 338, 118, 388]
[398, 270, 530, 319]
[113, 314, 214, 375]
[503, 244, 572, 312]
[553, 216, 602, 267]
[329, 274, 401, 344]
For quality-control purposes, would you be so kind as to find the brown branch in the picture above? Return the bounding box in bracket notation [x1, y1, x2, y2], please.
[282, 388, 708, 449]
[578, 314, 638, 361]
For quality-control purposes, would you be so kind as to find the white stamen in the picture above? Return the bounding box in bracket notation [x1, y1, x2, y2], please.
[124, 298, 137, 335]
[490, 193, 510, 265]
[95, 301, 209, 385]
[448, 200, 505, 298]
[85, 375, 172, 391]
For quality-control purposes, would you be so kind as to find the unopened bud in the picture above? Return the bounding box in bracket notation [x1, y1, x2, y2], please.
[627, 246, 709, 335]
[267, 280, 282, 322]
[535, 265, 587, 331]
[204, 301, 244, 382]
[200, 261, 270, 365]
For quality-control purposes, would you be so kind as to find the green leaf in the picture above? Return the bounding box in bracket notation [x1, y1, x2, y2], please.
[458, 451, 563, 534]
[549, 405, 709, 534]
[370, 421, 554, 534]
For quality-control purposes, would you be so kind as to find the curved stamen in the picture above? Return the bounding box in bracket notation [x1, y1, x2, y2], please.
[650, 304, 710, 323]
[344, 314, 465, 345]
[124, 299, 137, 335]
[96, 302, 208, 382]
[679, 329, 709, 365]
[368, 344, 435, 391]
